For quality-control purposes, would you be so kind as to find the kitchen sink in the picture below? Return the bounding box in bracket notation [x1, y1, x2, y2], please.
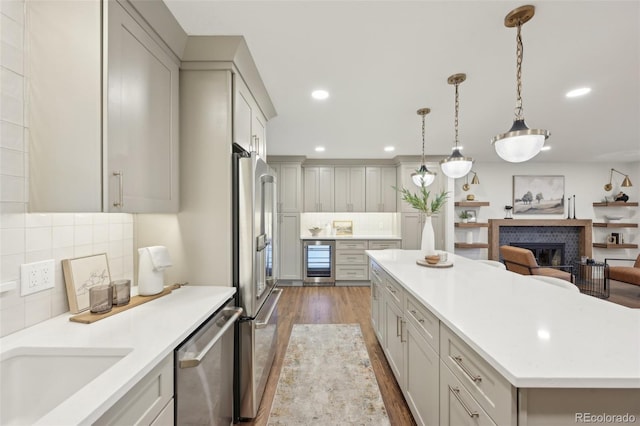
[0, 346, 132, 425]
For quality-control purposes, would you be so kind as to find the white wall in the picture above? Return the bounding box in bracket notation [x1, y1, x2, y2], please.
[453, 160, 640, 260]
[0, 1, 134, 337]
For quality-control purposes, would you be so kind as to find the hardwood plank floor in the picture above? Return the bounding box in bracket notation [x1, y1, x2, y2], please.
[606, 280, 640, 309]
[241, 286, 416, 426]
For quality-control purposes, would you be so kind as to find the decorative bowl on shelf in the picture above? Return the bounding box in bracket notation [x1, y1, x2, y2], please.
[309, 227, 323, 236]
[605, 215, 623, 223]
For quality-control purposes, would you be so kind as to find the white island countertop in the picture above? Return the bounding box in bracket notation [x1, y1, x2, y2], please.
[366, 249, 640, 389]
[0, 285, 235, 425]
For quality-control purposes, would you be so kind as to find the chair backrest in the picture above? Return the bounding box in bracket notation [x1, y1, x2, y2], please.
[476, 259, 507, 270]
[499, 245, 538, 275]
[532, 275, 580, 292]
[634, 254, 640, 268]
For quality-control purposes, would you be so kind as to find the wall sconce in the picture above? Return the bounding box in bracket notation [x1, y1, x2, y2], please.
[604, 168, 633, 191]
[462, 171, 479, 191]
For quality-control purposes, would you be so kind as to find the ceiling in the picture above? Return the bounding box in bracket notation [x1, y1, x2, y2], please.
[164, 0, 640, 163]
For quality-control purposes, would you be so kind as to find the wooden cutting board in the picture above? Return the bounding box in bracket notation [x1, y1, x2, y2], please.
[69, 284, 180, 324]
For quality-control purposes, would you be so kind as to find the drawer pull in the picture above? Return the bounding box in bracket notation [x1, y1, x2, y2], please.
[418, 319, 425, 324]
[448, 386, 479, 418]
[410, 310, 417, 315]
[387, 286, 396, 294]
[453, 355, 482, 383]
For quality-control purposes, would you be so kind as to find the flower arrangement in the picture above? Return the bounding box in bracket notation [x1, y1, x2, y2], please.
[394, 186, 449, 216]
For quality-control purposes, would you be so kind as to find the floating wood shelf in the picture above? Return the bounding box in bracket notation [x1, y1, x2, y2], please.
[454, 201, 490, 207]
[455, 242, 489, 249]
[592, 243, 638, 249]
[593, 223, 638, 228]
[455, 222, 489, 228]
[592, 202, 638, 207]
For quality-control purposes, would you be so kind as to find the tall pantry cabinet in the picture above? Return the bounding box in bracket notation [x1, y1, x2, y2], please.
[137, 36, 276, 286]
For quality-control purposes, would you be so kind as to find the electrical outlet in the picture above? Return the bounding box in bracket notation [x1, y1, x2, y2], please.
[20, 259, 55, 296]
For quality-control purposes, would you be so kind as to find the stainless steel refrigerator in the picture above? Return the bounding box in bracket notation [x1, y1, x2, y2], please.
[233, 147, 282, 421]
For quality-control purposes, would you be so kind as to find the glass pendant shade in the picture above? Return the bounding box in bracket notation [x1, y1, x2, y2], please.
[491, 119, 549, 163]
[412, 165, 436, 187]
[440, 148, 473, 179]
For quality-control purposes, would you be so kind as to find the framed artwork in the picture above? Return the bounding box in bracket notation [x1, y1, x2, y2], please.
[333, 220, 353, 235]
[62, 253, 111, 313]
[512, 175, 565, 215]
[465, 210, 477, 223]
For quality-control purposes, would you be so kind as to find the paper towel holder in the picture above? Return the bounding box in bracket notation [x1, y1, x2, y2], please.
[138, 246, 172, 296]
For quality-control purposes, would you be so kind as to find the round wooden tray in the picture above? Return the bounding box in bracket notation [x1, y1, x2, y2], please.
[416, 259, 453, 268]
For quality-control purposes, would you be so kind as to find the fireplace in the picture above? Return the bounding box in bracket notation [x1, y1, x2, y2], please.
[510, 242, 565, 267]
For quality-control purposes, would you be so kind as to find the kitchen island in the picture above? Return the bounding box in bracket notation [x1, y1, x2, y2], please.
[0, 285, 235, 425]
[367, 249, 640, 426]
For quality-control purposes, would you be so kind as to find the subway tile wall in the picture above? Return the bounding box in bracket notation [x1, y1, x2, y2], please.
[0, 0, 134, 337]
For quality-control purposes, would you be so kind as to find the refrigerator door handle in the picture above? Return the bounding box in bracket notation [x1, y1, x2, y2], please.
[256, 289, 282, 329]
[178, 307, 243, 368]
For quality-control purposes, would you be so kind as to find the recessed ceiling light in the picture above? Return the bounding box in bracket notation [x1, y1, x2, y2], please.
[566, 87, 591, 98]
[315, 146, 325, 152]
[311, 90, 329, 100]
[541, 146, 551, 151]
[384, 146, 395, 152]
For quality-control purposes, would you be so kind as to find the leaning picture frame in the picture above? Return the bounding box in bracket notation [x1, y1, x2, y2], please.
[465, 210, 477, 223]
[62, 253, 111, 313]
[512, 175, 565, 215]
[333, 220, 353, 235]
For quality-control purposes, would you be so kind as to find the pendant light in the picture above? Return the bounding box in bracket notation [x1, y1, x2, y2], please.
[440, 73, 473, 178]
[411, 108, 436, 187]
[491, 5, 549, 163]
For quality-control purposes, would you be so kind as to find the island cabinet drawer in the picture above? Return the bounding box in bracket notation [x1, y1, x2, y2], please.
[440, 325, 516, 426]
[370, 260, 384, 282]
[440, 360, 497, 426]
[384, 276, 404, 308]
[405, 295, 439, 354]
[369, 240, 401, 250]
[336, 240, 367, 250]
[336, 265, 368, 280]
[336, 250, 367, 265]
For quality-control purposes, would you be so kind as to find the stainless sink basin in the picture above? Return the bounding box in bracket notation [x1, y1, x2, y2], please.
[0, 346, 132, 425]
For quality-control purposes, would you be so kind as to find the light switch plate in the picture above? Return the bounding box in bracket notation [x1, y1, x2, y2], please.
[20, 259, 55, 296]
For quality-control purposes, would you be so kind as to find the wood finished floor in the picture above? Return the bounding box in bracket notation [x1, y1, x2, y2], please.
[241, 286, 416, 426]
[605, 280, 640, 309]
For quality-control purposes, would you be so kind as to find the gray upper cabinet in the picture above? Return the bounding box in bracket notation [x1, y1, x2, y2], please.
[107, 0, 179, 213]
[366, 166, 397, 212]
[270, 162, 302, 213]
[303, 167, 334, 212]
[334, 167, 366, 212]
[235, 76, 268, 160]
[28, 0, 180, 213]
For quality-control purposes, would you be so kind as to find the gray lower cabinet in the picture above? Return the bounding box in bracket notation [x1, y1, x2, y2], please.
[401, 212, 425, 249]
[95, 354, 173, 425]
[405, 320, 439, 426]
[370, 266, 385, 342]
[28, 0, 179, 213]
[279, 213, 302, 280]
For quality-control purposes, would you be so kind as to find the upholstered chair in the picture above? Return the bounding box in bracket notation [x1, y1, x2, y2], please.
[499, 245, 573, 282]
[605, 255, 640, 287]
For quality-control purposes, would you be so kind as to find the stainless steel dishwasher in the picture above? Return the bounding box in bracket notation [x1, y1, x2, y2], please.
[175, 300, 243, 425]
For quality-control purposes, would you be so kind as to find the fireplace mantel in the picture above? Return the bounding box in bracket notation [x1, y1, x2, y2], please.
[488, 219, 593, 260]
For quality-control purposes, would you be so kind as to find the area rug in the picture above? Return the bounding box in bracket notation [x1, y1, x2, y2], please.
[268, 324, 390, 425]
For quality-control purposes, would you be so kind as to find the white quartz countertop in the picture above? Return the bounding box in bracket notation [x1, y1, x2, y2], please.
[366, 249, 640, 389]
[300, 234, 401, 240]
[0, 285, 236, 425]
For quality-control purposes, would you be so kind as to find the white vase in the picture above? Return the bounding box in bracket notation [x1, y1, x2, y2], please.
[421, 215, 436, 256]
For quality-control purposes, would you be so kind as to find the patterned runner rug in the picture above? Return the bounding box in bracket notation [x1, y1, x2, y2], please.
[268, 324, 390, 425]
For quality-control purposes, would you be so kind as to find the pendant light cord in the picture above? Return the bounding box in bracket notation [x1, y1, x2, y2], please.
[454, 82, 460, 147]
[515, 23, 524, 120]
[421, 114, 426, 165]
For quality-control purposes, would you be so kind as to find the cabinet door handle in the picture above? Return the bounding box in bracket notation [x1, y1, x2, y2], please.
[400, 320, 406, 343]
[448, 386, 479, 418]
[396, 315, 401, 337]
[410, 310, 417, 315]
[113, 171, 123, 208]
[418, 318, 425, 324]
[453, 355, 482, 382]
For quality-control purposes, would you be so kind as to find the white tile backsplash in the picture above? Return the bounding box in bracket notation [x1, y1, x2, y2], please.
[301, 212, 400, 237]
[0, 1, 135, 337]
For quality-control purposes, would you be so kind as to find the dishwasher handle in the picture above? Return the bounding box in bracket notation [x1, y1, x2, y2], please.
[178, 307, 243, 369]
[256, 288, 282, 329]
